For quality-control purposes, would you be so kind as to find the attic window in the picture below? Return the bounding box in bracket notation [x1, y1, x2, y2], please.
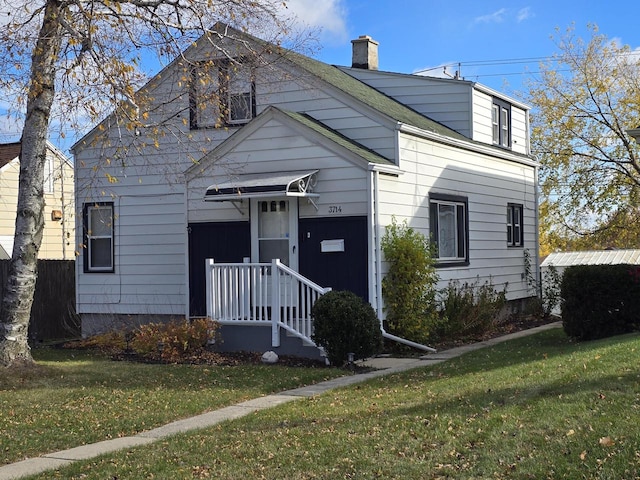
[190, 59, 256, 129]
[492, 98, 511, 148]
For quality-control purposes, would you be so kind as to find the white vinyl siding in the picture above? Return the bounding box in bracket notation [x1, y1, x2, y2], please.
[377, 131, 536, 301]
[339, 67, 473, 137]
[74, 138, 187, 314]
[187, 116, 370, 224]
[473, 88, 528, 155]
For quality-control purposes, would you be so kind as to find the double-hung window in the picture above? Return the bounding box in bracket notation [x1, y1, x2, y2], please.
[226, 64, 254, 124]
[492, 98, 511, 148]
[84, 203, 114, 273]
[429, 194, 469, 266]
[507, 203, 523, 247]
[190, 59, 255, 129]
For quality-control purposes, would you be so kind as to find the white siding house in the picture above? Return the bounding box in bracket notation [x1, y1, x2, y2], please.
[73, 25, 538, 357]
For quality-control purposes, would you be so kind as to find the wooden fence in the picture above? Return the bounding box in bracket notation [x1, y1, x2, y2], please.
[0, 259, 78, 343]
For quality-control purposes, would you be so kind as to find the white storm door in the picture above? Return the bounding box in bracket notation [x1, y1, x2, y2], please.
[251, 198, 298, 270]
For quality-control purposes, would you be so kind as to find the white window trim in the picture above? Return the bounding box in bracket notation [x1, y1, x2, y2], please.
[85, 203, 114, 273]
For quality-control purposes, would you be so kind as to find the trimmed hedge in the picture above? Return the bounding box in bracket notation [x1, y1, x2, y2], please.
[561, 264, 640, 340]
[311, 290, 383, 366]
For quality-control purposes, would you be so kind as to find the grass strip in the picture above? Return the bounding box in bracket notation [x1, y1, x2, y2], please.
[0, 348, 343, 465]
[26, 328, 640, 479]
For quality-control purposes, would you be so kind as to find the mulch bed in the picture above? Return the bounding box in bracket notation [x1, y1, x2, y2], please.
[427, 315, 560, 352]
[64, 315, 560, 369]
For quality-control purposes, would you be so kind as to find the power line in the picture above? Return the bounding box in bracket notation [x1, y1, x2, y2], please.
[416, 49, 640, 78]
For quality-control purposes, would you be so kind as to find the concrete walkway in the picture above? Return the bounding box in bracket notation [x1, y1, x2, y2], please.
[0, 322, 561, 480]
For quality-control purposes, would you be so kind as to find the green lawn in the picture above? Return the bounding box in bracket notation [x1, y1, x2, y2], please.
[21, 328, 640, 480]
[0, 348, 344, 465]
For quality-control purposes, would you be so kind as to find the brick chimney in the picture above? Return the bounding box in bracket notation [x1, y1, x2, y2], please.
[351, 35, 379, 70]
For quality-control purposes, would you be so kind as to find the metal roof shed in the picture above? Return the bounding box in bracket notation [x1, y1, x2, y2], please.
[541, 250, 640, 268]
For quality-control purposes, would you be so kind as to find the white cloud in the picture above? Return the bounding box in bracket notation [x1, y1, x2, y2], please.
[517, 7, 533, 22]
[474, 8, 507, 24]
[283, 0, 349, 44]
[473, 7, 533, 25]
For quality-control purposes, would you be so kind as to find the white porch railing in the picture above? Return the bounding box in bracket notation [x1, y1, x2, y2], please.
[205, 258, 331, 348]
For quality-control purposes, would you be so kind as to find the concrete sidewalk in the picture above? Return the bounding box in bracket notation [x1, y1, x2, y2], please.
[0, 321, 561, 480]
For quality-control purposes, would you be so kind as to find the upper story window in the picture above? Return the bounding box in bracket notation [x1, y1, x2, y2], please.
[83, 202, 114, 273]
[190, 59, 255, 129]
[507, 203, 523, 247]
[44, 154, 54, 194]
[492, 98, 511, 148]
[429, 194, 469, 266]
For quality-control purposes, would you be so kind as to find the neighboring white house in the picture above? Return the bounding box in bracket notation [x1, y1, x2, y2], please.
[0, 141, 74, 260]
[72, 25, 539, 357]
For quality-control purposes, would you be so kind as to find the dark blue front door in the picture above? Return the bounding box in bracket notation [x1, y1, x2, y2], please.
[298, 216, 368, 300]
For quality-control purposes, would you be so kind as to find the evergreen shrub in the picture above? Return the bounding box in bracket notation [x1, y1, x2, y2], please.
[311, 290, 382, 366]
[381, 218, 439, 345]
[562, 264, 640, 340]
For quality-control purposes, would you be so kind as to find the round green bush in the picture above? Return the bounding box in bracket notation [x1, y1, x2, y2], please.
[311, 290, 383, 366]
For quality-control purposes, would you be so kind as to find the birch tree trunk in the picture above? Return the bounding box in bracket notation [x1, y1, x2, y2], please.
[0, 0, 62, 366]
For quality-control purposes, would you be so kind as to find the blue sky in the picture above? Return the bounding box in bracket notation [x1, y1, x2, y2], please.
[2, 0, 639, 148]
[295, 0, 640, 95]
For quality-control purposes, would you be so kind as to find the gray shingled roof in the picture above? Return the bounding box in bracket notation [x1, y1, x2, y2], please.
[279, 109, 395, 166]
[283, 51, 470, 142]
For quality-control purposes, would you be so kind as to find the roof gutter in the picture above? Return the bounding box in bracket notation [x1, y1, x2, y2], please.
[397, 122, 539, 169]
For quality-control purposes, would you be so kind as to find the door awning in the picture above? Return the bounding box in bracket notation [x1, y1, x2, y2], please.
[204, 170, 319, 201]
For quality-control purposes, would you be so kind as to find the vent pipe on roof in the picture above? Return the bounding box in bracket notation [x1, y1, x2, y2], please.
[351, 35, 379, 70]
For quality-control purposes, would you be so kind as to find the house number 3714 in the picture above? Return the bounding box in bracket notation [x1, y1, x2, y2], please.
[328, 205, 342, 214]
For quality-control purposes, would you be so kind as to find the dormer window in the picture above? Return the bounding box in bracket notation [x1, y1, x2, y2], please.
[226, 64, 254, 124]
[190, 59, 255, 129]
[492, 98, 511, 148]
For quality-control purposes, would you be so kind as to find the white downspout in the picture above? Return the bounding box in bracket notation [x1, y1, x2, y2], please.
[372, 167, 436, 353]
[373, 169, 383, 316]
[367, 170, 376, 309]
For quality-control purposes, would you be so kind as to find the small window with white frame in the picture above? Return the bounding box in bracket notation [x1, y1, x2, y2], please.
[492, 98, 511, 148]
[84, 203, 114, 273]
[44, 153, 54, 194]
[507, 203, 523, 247]
[429, 194, 469, 266]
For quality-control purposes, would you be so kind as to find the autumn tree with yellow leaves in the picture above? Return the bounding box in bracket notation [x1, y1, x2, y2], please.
[527, 25, 640, 256]
[0, 0, 304, 367]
